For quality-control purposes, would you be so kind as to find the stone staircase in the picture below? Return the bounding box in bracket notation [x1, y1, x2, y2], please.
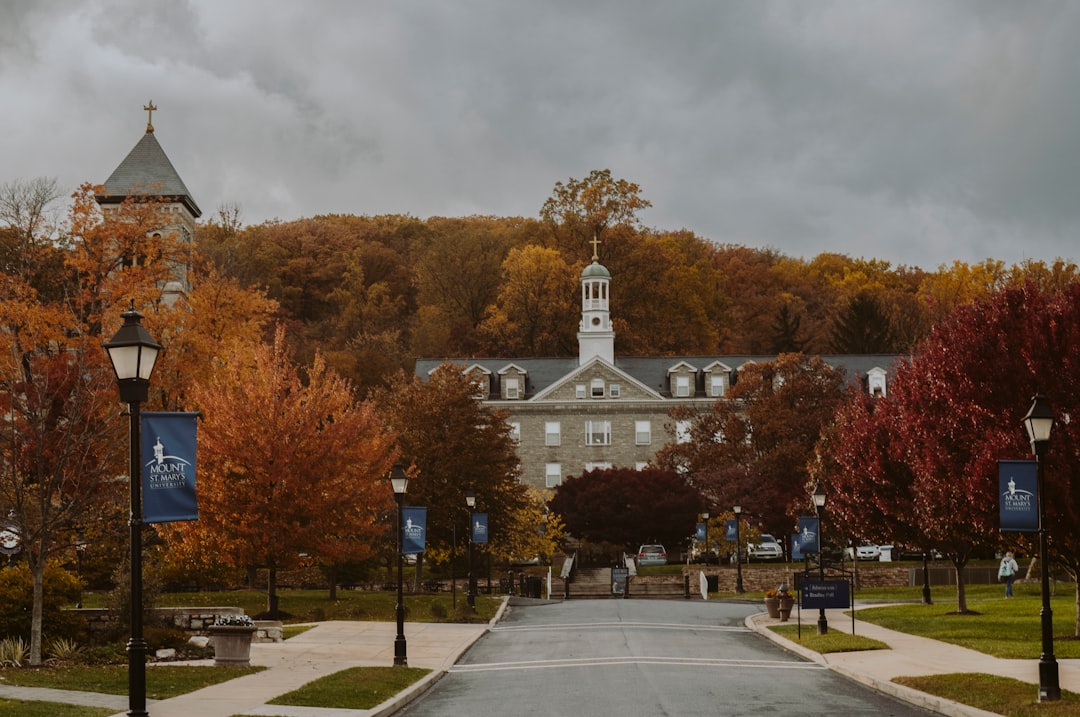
[561, 566, 686, 600]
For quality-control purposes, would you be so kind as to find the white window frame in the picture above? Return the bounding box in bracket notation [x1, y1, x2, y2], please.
[609, 383, 621, 398]
[505, 376, 520, 399]
[586, 420, 612, 446]
[591, 377, 605, 398]
[545, 463, 562, 488]
[676, 419, 692, 444]
[676, 375, 691, 397]
[545, 421, 561, 446]
[508, 421, 521, 442]
[710, 375, 725, 397]
[635, 420, 651, 445]
[585, 461, 613, 472]
[575, 384, 586, 399]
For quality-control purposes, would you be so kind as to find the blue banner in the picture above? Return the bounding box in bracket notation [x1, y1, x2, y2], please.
[796, 516, 820, 554]
[141, 412, 199, 523]
[472, 513, 488, 544]
[695, 523, 706, 542]
[791, 534, 803, 561]
[999, 460, 1038, 532]
[402, 506, 427, 554]
[725, 519, 737, 542]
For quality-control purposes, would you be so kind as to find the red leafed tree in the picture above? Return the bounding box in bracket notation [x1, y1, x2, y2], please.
[548, 466, 702, 556]
[825, 282, 1080, 616]
[163, 327, 397, 616]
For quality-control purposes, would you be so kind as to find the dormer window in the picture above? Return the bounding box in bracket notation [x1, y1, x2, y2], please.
[868, 367, 887, 398]
[676, 375, 690, 397]
[505, 377, 520, 399]
[710, 375, 725, 397]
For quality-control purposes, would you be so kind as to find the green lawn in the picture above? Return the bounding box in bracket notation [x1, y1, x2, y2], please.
[0, 700, 114, 717]
[894, 673, 1080, 717]
[267, 666, 431, 710]
[769, 624, 887, 653]
[0, 665, 264, 699]
[79, 588, 501, 624]
[853, 583, 1080, 659]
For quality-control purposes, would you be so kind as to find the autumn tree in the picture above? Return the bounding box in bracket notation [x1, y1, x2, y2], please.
[657, 354, 846, 539]
[371, 363, 530, 580]
[540, 169, 652, 258]
[548, 467, 701, 559]
[477, 245, 578, 356]
[163, 327, 396, 616]
[822, 282, 1080, 615]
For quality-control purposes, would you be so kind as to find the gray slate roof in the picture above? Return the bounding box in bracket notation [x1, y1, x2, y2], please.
[98, 131, 202, 217]
[415, 354, 904, 399]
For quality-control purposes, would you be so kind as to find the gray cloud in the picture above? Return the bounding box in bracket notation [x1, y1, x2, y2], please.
[2, 0, 1078, 268]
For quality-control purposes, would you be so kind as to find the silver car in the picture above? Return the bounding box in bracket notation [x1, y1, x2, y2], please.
[637, 544, 668, 566]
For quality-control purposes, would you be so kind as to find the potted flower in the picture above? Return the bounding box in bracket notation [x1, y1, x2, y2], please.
[777, 584, 795, 622]
[763, 588, 781, 618]
[208, 614, 257, 667]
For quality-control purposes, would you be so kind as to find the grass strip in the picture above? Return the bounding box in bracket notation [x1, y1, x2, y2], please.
[282, 624, 315, 640]
[895, 673, 1080, 716]
[267, 666, 431, 710]
[0, 665, 264, 699]
[0, 699, 114, 717]
[769, 624, 888, 653]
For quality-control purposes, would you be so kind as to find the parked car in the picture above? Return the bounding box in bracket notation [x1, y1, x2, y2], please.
[746, 534, 783, 561]
[637, 544, 668, 566]
[855, 544, 881, 560]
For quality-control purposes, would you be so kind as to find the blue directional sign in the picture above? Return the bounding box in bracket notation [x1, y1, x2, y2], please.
[800, 579, 850, 609]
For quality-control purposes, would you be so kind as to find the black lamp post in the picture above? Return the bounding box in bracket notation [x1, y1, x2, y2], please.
[103, 305, 161, 717]
[733, 505, 744, 593]
[812, 483, 828, 635]
[701, 512, 709, 565]
[921, 551, 932, 605]
[466, 488, 477, 610]
[1023, 394, 1059, 702]
[389, 463, 409, 667]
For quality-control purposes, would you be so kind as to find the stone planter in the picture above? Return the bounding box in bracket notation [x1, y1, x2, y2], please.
[764, 597, 780, 618]
[779, 595, 794, 622]
[209, 625, 257, 667]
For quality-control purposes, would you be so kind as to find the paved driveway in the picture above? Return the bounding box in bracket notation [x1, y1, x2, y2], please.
[394, 599, 935, 716]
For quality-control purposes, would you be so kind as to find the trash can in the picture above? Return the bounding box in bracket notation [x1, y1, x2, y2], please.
[705, 575, 719, 592]
[526, 576, 542, 598]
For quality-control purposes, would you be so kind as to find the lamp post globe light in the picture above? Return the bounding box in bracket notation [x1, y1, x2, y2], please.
[103, 305, 161, 717]
[389, 463, 409, 667]
[812, 483, 828, 636]
[465, 488, 477, 610]
[1023, 394, 1059, 702]
[732, 505, 744, 593]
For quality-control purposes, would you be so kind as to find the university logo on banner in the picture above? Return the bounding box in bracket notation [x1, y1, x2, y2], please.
[725, 519, 737, 542]
[796, 516, 820, 554]
[402, 507, 427, 554]
[999, 460, 1038, 532]
[141, 412, 199, 523]
[472, 513, 488, 544]
[696, 523, 706, 542]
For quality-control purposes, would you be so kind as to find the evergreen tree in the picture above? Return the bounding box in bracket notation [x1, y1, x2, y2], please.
[830, 291, 894, 353]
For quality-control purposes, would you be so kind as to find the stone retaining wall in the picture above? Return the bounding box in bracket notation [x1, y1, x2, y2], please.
[76, 607, 283, 643]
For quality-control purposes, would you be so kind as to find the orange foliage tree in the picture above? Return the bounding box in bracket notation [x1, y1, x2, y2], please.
[161, 328, 396, 616]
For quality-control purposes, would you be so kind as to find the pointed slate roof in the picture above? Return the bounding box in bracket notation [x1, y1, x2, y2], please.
[99, 130, 202, 217]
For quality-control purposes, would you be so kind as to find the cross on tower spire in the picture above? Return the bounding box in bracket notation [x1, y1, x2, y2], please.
[143, 100, 157, 133]
[589, 233, 601, 262]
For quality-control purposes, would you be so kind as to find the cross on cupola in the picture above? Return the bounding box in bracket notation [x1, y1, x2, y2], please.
[590, 233, 601, 262]
[144, 100, 157, 133]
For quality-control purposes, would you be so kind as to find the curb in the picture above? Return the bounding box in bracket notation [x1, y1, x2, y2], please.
[368, 596, 507, 717]
[745, 613, 1001, 717]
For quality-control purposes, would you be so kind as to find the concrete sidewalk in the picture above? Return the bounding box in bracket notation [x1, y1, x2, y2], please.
[749, 604, 1080, 717]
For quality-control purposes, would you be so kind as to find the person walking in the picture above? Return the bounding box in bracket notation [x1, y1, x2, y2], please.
[999, 551, 1019, 597]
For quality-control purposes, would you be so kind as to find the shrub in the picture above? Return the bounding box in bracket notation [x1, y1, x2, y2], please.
[0, 562, 85, 642]
[0, 637, 27, 666]
[45, 637, 83, 661]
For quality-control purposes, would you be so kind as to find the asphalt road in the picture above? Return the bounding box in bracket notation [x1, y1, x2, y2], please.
[393, 599, 934, 717]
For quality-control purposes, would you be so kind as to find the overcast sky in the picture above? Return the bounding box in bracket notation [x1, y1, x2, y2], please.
[2, 1, 1078, 270]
